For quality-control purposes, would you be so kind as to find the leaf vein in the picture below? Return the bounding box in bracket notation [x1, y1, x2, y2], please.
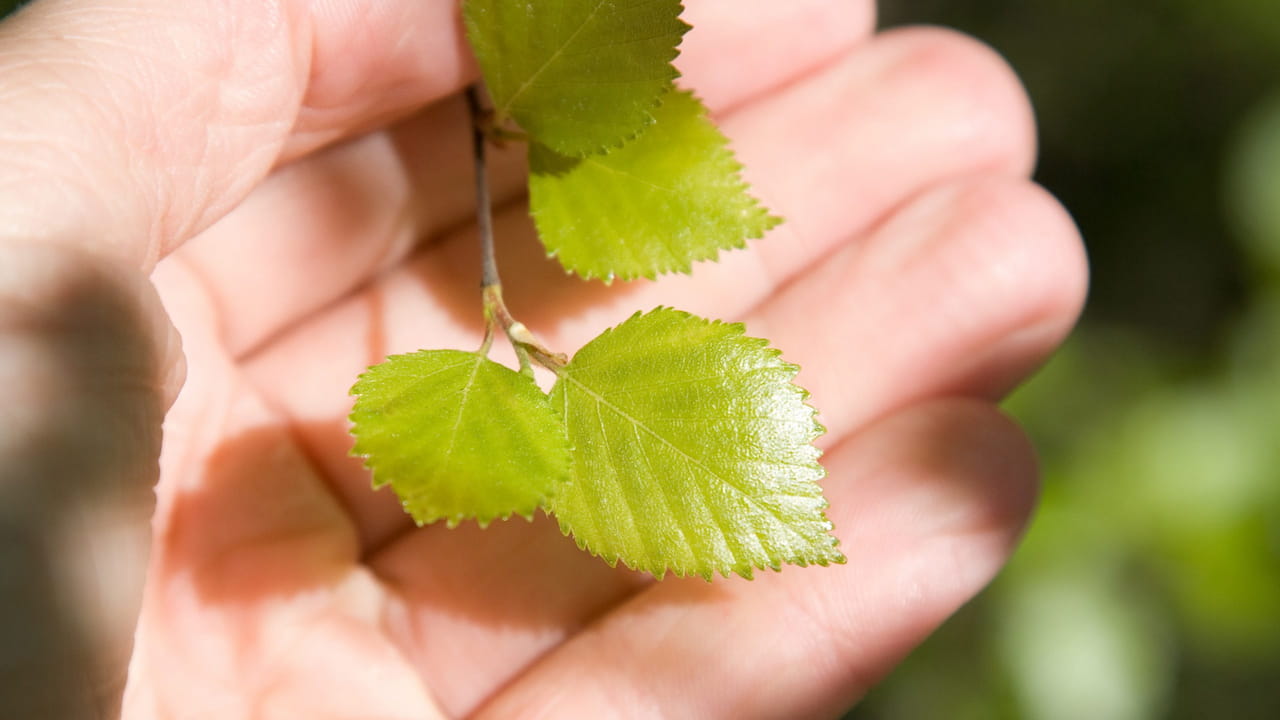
[595, 395, 649, 565]
[373, 359, 466, 398]
[557, 29, 683, 57]
[581, 154, 677, 194]
[564, 372, 800, 533]
[631, 418, 696, 573]
[439, 356, 483, 475]
[499, 0, 610, 118]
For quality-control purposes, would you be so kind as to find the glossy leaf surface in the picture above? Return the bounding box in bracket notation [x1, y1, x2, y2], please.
[350, 350, 570, 527]
[529, 90, 780, 282]
[548, 308, 842, 579]
[463, 0, 689, 157]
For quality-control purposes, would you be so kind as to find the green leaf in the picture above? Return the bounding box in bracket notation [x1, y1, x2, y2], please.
[463, 0, 690, 157]
[350, 350, 570, 527]
[548, 308, 842, 579]
[529, 89, 781, 282]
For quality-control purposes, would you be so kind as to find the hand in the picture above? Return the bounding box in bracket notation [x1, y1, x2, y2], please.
[0, 1, 1086, 718]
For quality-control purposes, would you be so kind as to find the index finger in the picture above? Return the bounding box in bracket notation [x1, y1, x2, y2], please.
[0, 0, 472, 270]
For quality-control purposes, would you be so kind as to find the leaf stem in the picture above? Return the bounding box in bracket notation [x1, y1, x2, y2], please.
[467, 85, 500, 291]
[482, 285, 567, 371]
[468, 84, 567, 372]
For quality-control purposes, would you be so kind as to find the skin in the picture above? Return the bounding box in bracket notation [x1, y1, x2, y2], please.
[0, 1, 1087, 718]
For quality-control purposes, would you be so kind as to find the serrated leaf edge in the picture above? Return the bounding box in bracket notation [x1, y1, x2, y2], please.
[536, 21, 692, 160]
[531, 90, 783, 284]
[348, 349, 571, 529]
[463, 0, 693, 158]
[549, 307, 844, 580]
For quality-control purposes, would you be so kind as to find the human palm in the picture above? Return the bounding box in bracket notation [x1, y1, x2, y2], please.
[0, 1, 1085, 718]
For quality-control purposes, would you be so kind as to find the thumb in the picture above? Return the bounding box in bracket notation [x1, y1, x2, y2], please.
[0, 241, 183, 718]
[0, 0, 467, 714]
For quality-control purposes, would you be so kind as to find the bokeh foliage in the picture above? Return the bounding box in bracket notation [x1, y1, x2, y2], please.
[853, 2, 1280, 718]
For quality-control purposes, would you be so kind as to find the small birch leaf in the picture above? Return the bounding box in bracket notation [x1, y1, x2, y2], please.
[350, 350, 570, 527]
[548, 307, 843, 579]
[529, 89, 781, 282]
[463, 0, 689, 157]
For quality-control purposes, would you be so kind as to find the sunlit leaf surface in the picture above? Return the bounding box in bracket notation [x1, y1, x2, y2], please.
[464, 0, 689, 156]
[350, 350, 570, 527]
[530, 90, 780, 281]
[549, 308, 842, 579]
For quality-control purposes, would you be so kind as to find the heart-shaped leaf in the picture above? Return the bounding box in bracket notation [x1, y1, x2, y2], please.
[548, 308, 843, 579]
[351, 350, 570, 527]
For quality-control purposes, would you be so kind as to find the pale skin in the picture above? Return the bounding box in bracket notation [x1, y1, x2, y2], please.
[0, 1, 1087, 718]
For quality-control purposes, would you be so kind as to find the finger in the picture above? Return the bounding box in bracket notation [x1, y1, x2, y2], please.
[0, 0, 477, 269]
[474, 399, 1040, 719]
[174, 0, 877, 356]
[244, 26, 1040, 548]
[125, 260, 441, 719]
[678, 0, 875, 112]
[486, 27, 1038, 338]
[372, 514, 651, 718]
[0, 0, 872, 274]
[752, 174, 1088, 443]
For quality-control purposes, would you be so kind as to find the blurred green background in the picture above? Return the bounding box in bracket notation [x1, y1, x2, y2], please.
[850, 2, 1280, 719]
[3, 0, 1276, 717]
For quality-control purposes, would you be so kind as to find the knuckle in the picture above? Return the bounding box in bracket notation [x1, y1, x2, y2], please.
[879, 26, 1038, 177]
[950, 176, 1089, 330]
